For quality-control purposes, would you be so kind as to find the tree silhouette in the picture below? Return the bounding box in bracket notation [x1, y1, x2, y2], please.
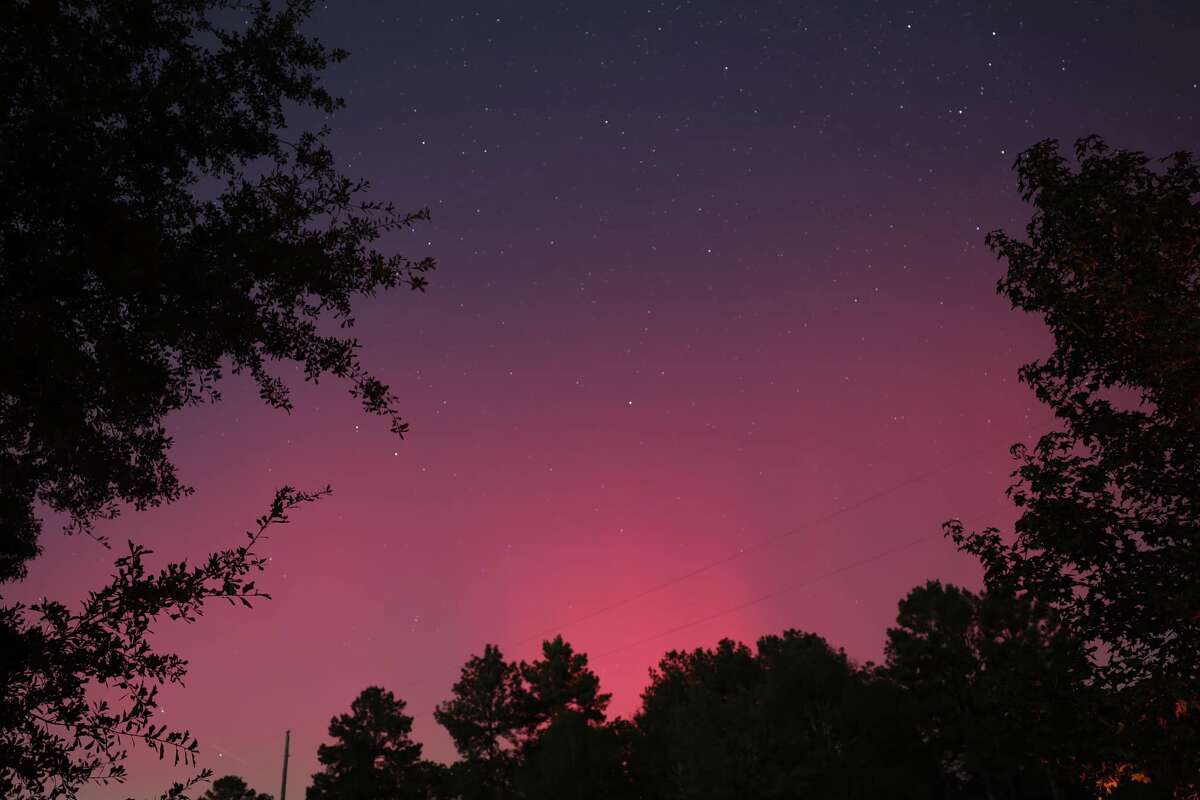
[0, 487, 326, 800]
[512, 637, 622, 800]
[632, 638, 759, 799]
[0, 0, 433, 582]
[199, 774, 273, 800]
[631, 631, 929, 800]
[885, 581, 989, 796]
[306, 687, 437, 800]
[1, 2, 435, 796]
[514, 714, 633, 800]
[884, 581, 1094, 799]
[433, 637, 616, 800]
[518, 636, 611, 736]
[433, 644, 525, 800]
[753, 631, 930, 800]
[948, 136, 1200, 795]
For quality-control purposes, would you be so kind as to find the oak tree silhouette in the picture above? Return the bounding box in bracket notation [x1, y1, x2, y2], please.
[1, 1, 432, 797]
[0, 0, 433, 582]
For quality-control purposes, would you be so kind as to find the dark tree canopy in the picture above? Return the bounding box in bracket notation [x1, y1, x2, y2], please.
[514, 713, 632, 800]
[306, 687, 437, 800]
[198, 774, 273, 800]
[518, 636, 610, 734]
[0, 0, 434, 582]
[512, 637, 619, 800]
[631, 638, 759, 799]
[429, 637, 628, 800]
[368, 621, 1174, 800]
[884, 581, 1094, 799]
[949, 136, 1200, 794]
[433, 644, 525, 800]
[631, 631, 931, 800]
[432, 638, 616, 800]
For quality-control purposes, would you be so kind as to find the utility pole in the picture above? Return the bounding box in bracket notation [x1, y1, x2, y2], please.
[279, 730, 291, 800]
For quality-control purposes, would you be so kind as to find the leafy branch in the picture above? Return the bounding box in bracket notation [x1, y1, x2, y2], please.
[0, 486, 329, 799]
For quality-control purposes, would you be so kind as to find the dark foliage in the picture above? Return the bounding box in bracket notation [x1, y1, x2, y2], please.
[948, 136, 1200, 795]
[354, 611, 1173, 800]
[198, 774, 273, 800]
[513, 713, 632, 800]
[306, 686, 441, 800]
[884, 581, 1095, 799]
[517, 636, 611, 736]
[631, 631, 931, 800]
[434, 645, 525, 800]
[1, 2, 433, 795]
[511, 637, 621, 800]
[0, 486, 327, 799]
[0, 0, 434, 582]
[431, 638, 617, 800]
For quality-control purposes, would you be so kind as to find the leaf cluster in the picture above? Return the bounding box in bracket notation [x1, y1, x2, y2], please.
[0, 486, 328, 799]
[0, 0, 434, 583]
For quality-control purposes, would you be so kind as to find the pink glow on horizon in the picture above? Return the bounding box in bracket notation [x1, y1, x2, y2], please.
[16, 252, 1049, 796]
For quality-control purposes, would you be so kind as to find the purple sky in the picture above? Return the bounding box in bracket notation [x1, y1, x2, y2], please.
[15, 1, 1200, 797]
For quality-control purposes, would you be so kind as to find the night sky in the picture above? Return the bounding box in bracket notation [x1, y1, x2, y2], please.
[15, 1, 1200, 796]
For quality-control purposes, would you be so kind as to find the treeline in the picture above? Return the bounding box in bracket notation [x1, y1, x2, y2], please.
[213, 580, 1154, 800]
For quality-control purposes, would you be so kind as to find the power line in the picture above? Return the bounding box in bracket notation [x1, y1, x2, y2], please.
[194, 438, 1018, 773]
[593, 487, 1015, 662]
[596, 533, 935, 659]
[511, 438, 1004, 648]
